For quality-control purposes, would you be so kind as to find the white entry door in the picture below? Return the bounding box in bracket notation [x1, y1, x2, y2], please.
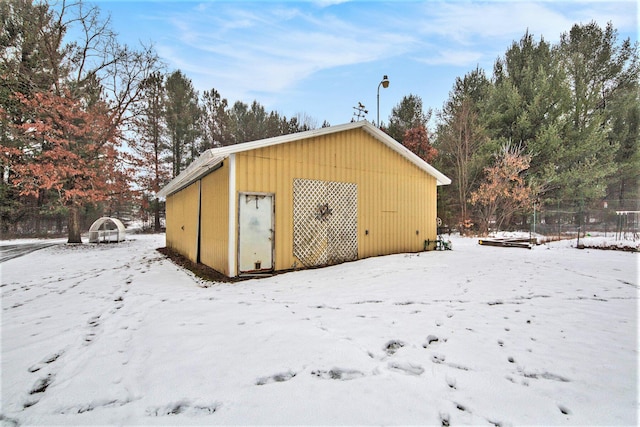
[238, 193, 274, 273]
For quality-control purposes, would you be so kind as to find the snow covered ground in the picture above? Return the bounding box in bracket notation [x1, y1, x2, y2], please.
[1, 233, 637, 426]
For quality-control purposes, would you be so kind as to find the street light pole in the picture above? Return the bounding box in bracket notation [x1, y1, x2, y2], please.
[377, 75, 390, 127]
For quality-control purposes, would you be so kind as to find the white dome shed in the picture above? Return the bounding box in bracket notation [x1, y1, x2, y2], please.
[88, 217, 126, 243]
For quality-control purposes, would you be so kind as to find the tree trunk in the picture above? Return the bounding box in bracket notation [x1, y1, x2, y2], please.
[35, 190, 44, 235]
[67, 205, 82, 243]
[154, 197, 161, 232]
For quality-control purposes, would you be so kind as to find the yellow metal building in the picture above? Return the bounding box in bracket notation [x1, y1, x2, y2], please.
[157, 121, 451, 277]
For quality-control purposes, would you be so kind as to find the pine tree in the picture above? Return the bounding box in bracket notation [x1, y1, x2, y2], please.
[201, 88, 231, 148]
[132, 71, 170, 231]
[386, 94, 430, 143]
[487, 31, 570, 201]
[556, 22, 638, 204]
[607, 83, 639, 208]
[0, 0, 63, 233]
[165, 70, 201, 176]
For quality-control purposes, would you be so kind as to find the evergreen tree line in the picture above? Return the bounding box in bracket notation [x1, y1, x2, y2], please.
[386, 23, 638, 234]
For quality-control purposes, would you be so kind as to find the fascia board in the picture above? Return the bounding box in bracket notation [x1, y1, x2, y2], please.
[156, 151, 225, 198]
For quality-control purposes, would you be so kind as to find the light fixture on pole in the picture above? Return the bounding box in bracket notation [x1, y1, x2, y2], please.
[377, 74, 390, 127]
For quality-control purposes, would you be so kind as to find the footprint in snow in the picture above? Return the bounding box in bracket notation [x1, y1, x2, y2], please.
[422, 334, 439, 348]
[146, 400, 219, 416]
[384, 340, 406, 355]
[59, 397, 137, 414]
[255, 371, 296, 385]
[440, 412, 450, 426]
[311, 368, 365, 381]
[28, 351, 64, 373]
[446, 376, 457, 389]
[26, 372, 55, 407]
[455, 402, 467, 412]
[431, 354, 446, 364]
[519, 369, 570, 382]
[558, 404, 571, 415]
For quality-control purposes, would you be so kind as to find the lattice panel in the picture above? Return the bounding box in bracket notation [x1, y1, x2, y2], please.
[293, 179, 357, 267]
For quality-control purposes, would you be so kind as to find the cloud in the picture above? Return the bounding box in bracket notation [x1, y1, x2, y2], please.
[418, 2, 573, 43]
[312, 0, 353, 7]
[418, 1, 637, 44]
[416, 49, 485, 67]
[568, 1, 638, 33]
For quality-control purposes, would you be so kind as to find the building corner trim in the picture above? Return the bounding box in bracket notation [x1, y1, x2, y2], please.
[228, 154, 237, 277]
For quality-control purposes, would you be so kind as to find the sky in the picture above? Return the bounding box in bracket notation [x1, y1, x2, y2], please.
[91, 1, 638, 128]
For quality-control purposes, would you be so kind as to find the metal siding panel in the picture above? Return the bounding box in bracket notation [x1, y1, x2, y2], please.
[256, 150, 264, 189]
[199, 163, 229, 275]
[165, 182, 199, 262]
[235, 152, 247, 191]
[278, 144, 293, 264]
[165, 193, 176, 250]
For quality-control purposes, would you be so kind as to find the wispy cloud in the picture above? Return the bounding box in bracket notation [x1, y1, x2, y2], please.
[153, 3, 416, 99]
[416, 49, 485, 67]
[417, 2, 573, 43]
[408, 1, 636, 67]
[312, 0, 353, 7]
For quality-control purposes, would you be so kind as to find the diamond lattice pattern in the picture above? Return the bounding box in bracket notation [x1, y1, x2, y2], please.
[293, 179, 358, 267]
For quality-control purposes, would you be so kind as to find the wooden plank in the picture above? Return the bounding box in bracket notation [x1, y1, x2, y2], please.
[478, 239, 532, 249]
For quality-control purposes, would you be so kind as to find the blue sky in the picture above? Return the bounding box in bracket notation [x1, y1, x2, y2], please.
[92, 1, 638, 128]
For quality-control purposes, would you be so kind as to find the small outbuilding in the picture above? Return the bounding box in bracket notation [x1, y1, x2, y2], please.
[157, 121, 451, 277]
[88, 217, 126, 243]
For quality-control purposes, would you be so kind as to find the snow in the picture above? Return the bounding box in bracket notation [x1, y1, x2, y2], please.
[1, 233, 638, 425]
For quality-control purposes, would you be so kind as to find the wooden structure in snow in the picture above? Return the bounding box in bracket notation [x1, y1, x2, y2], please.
[478, 237, 535, 249]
